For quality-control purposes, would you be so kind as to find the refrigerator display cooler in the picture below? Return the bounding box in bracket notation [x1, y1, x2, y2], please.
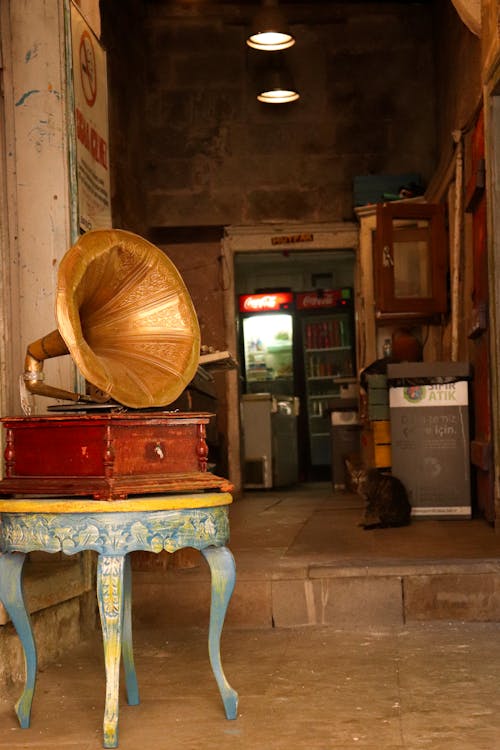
[239, 292, 294, 396]
[238, 287, 356, 482]
[296, 288, 356, 474]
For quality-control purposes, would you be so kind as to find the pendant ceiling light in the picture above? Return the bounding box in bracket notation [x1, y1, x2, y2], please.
[257, 85, 300, 104]
[257, 65, 299, 104]
[247, 0, 295, 52]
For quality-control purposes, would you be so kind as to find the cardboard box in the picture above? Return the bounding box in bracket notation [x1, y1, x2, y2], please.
[374, 444, 392, 468]
[373, 420, 391, 444]
[360, 423, 391, 469]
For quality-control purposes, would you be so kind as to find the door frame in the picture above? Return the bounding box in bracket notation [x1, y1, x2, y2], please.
[221, 222, 359, 494]
[0, 4, 18, 417]
[484, 56, 500, 527]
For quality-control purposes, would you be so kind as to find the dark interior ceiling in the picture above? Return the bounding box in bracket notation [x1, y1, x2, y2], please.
[139, 0, 437, 36]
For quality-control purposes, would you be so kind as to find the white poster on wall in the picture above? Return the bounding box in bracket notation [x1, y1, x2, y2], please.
[70, 3, 112, 231]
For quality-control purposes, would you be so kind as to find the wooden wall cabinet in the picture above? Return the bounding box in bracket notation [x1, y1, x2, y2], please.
[374, 202, 448, 319]
[355, 200, 448, 372]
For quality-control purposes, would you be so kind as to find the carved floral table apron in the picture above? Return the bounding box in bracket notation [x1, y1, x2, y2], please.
[0, 492, 238, 748]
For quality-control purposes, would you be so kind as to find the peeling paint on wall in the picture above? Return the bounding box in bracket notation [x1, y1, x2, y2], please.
[27, 112, 58, 153]
[25, 43, 41, 63]
[15, 89, 40, 106]
[16, 85, 61, 108]
[47, 84, 61, 100]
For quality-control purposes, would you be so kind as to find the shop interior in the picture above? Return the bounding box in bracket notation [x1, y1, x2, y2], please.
[234, 249, 356, 484]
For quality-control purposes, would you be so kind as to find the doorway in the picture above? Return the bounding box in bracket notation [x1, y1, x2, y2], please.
[221, 223, 359, 493]
[235, 249, 355, 483]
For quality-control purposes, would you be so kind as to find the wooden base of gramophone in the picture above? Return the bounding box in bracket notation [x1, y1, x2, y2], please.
[0, 412, 232, 500]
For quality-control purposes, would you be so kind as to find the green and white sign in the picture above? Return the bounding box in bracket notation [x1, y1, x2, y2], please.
[389, 381, 470, 518]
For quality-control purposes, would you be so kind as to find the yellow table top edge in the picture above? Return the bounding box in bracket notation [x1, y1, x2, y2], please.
[0, 492, 233, 514]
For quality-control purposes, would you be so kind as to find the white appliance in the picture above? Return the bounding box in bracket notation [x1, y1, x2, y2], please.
[241, 393, 299, 488]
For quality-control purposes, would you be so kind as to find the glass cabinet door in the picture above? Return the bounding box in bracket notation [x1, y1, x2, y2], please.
[374, 202, 447, 317]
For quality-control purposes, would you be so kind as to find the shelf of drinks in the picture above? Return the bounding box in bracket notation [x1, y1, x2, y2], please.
[304, 318, 350, 350]
[306, 354, 354, 378]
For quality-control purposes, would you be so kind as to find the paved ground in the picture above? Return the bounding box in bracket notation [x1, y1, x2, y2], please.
[2, 484, 500, 749]
[228, 484, 500, 565]
[0, 621, 499, 749]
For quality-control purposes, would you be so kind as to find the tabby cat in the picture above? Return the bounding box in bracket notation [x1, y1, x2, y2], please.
[345, 459, 412, 530]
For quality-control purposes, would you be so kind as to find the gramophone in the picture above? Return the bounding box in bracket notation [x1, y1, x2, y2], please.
[0, 229, 232, 500]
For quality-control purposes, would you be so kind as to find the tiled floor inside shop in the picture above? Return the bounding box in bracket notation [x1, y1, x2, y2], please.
[1, 483, 500, 749]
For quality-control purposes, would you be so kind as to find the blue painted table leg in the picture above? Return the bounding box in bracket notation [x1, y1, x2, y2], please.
[201, 546, 238, 720]
[0, 552, 37, 728]
[97, 555, 125, 749]
[121, 554, 139, 706]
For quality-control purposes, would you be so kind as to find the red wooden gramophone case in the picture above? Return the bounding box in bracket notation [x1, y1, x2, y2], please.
[0, 412, 232, 501]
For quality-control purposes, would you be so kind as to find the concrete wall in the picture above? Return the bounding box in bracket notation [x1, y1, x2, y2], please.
[100, 0, 149, 235]
[101, 2, 438, 229]
[158, 238, 230, 476]
[140, 1, 437, 228]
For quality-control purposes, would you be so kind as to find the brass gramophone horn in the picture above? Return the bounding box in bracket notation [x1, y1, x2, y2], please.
[23, 229, 201, 409]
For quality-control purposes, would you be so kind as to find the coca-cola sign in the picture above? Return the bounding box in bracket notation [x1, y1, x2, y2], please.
[239, 292, 293, 313]
[296, 289, 345, 310]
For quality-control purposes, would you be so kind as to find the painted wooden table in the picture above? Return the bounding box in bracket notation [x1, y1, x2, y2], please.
[0, 492, 238, 748]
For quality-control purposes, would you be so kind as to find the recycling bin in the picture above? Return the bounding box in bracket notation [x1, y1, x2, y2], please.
[387, 362, 471, 519]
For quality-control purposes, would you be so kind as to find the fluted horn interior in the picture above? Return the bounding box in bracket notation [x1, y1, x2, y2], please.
[55, 229, 200, 408]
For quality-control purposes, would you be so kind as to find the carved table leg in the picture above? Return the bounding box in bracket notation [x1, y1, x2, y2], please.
[121, 554, 139, 706]
[0, 552, 37, 728]
[97, 554, 125, 749]
[201, 546, 238, 720]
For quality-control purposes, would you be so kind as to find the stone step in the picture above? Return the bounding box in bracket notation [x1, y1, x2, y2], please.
[131, 556, 500, 629]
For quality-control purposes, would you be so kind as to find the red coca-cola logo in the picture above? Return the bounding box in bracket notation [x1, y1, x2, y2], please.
[299, 294, 334, 308]
[244, 295, 278, 310]
[296, 290, 342, 309]
[239, 292, 293, 312]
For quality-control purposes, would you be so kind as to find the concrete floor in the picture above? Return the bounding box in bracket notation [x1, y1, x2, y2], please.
[1, 483, 500, 748]
[0, 623, 500, 749]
